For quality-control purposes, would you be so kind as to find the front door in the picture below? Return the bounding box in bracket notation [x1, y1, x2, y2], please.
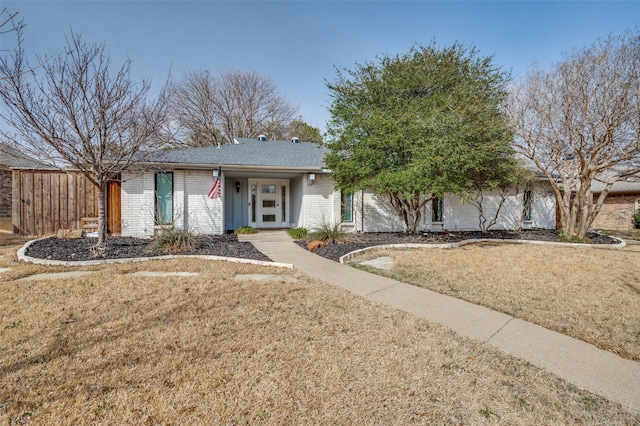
[259, 183, 279, 227]
[249, 179, 289, 229]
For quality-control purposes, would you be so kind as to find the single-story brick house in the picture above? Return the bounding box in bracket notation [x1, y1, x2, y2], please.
[120, 136, 556, 237]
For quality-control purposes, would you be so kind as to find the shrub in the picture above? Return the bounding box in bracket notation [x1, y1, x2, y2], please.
[633, 208, 640, 229]
[308, 222, 358, 244]
[234, 226, 257, 234]
[286, 227, 308, 240]
[150, 227, 199, 252]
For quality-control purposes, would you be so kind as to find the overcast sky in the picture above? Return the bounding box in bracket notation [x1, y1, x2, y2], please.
[2, 1, 639, 133]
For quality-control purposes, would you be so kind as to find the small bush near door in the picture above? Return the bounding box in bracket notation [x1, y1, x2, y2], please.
[286, 227, 308, 240]
[234, 226, 257, 234]
[308, 223, 358, 244]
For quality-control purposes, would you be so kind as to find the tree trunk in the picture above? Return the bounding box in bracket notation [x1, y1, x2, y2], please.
[388, 191, 428, 234]
[97, 183, 107, 246]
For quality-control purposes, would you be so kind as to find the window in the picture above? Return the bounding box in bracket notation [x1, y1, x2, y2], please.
[341, 192, 353, 222]
[523, 190, 533, 221]
[251, 184, 256, 222]
[432, 197, 443, 222]
[262, 185, 276, 193]
[262, 214, 276, 222]
[155, 172, 173, 225]
[281, 185, 286, 222]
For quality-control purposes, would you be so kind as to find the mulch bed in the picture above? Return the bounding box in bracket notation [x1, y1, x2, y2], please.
[25, 234, 271, 262]
[295, 230, 619, 262]
[24, 230, 619, 263]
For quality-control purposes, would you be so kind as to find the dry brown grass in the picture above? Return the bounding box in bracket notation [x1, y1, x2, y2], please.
[351, 243, 640, 361]
[0, 218, 12, 233]
[0, 246, 638, 424]
[0, 233, 33, 248]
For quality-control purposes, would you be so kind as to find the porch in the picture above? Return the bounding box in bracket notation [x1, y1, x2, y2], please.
[223, 172, 308, 232]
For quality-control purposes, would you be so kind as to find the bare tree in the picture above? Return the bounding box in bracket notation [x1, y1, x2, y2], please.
[169, 69, 225, 147]
[509, 31, 640, 239]
[170, 69, 298, 146]
[0, 9, 42, 84]
[0, 8, 23, 38]
[0, 31, 169, 247]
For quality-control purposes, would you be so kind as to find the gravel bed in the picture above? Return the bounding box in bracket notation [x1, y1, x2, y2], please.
[24, 230, 619, 263]
[25, 234, 271, 262]
[296, 230, 619, 262]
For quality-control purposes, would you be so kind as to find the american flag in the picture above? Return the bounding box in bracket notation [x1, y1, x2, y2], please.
[208, 165, 222, 199]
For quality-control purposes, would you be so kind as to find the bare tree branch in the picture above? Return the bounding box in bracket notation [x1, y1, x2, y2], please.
[170, 69, 298, 146]
[509, 30, 640, 239]
[0, 30, 170, 247]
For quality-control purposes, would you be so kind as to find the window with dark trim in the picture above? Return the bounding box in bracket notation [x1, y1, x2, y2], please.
[155, 172, 173, 225]
[432, 197, 443, 222]
[281, 185, 286, 222]
[523, 190, 533, 221]
[341, 192, 353, 222]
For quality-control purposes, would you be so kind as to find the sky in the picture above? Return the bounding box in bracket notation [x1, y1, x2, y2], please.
[1, 1, 639, 134]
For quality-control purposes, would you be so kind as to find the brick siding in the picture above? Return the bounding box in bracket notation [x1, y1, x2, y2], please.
[0, 169, 11, 218]
[591, 193, 640, 231]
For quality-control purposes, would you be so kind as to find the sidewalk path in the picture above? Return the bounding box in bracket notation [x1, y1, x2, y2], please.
[240, 231, 640, 414]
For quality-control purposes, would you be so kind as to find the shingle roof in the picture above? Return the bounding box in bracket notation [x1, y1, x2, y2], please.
[0, 143, 47, 169]
[591, 167, 640, 194]
[153, 138, 328, 170]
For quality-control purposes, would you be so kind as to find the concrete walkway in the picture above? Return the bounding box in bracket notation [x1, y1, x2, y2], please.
[239, 231, 640, 414]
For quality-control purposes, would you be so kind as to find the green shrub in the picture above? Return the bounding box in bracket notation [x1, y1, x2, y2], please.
[234, 226, 257, 234]
[150, 227, 199, 252]
[633, 208, 640, 229]
[308, 223, 358, 244]
[286, 227, 308, 240]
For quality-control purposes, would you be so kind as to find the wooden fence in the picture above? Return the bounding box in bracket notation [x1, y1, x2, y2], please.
[12, 170, 99, 236]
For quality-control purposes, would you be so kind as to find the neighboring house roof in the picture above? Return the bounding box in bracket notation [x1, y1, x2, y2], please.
[152, 137, 328, 170]
[0, 143, 47, 169]
[591, 166, 640, 194]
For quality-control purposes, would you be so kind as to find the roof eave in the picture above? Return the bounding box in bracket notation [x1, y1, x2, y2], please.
[135, 162, 328, 173]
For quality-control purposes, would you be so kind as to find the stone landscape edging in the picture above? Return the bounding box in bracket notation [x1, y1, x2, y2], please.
[17, 236, 294, 269]
[338, 236, 627, 264]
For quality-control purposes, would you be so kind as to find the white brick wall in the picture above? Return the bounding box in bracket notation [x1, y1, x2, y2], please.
[302, 173, 339, 229]
[173, 170, 186, 230]
[122, 170, 556, 236]
[528, 182, 556, 229]
[121, 170, 224, 237]
[358, 191, 407, 232]
[182, 170, 224, 234]
[121, 172, 155, 237]
[313, 178, 556, 233]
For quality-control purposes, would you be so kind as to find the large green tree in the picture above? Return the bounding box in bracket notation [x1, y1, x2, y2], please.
[287, 117, 323, 143]
[325, 43, 518, 233]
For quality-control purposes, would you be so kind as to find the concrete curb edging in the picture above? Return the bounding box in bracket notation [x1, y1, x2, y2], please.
[16, 236, 294, 269]
[339, 236, 627, 264]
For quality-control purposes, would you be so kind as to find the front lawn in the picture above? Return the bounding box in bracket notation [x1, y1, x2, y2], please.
[349, 243, 640, 361]
[0, 246, 637, 423]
